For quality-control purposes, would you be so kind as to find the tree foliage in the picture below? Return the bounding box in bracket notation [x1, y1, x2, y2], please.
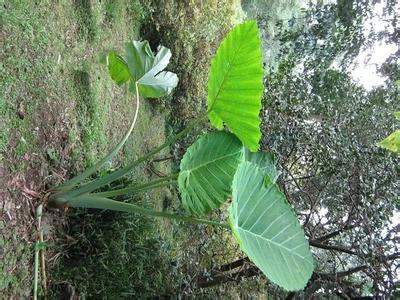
[235, 0, 400, 298]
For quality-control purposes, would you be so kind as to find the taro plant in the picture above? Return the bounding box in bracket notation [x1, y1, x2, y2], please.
[49, 20, 314, 291]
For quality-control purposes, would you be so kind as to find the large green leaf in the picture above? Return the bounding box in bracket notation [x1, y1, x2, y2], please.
[107, 41, 178, 98]
[229, 162, 314, 291]
[178, 131, 243, 215]
[207, 20, 263, 152]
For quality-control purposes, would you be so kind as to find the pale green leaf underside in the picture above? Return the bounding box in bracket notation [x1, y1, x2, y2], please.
[207, 20, 263, 151]
[378, 130, 400, 154]
[108, 41, 178, 98]
[126, 41, 178, 98]
[229, 162, 314, 291]
[178, 131, 243, 215]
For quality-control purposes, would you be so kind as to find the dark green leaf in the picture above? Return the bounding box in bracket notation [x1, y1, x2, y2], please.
[178, 131, 243, 215]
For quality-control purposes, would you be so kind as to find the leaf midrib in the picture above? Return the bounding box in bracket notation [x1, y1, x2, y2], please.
[236, 226, 312, 263]
[182, 149, 242, 176]
[208, 28, 250, 113]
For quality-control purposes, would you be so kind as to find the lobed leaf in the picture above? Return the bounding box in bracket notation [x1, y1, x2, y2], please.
[207, 20, 264, 151]
[229, 161, 314, 291]
[107, 41, 178, 98]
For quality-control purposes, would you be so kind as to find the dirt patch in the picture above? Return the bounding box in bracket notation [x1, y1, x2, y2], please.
[0, 82, 76, 297]
[0, 162, 34, 297]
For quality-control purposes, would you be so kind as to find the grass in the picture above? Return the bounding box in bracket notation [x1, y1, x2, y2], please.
[0, 0, 261, 298]
[0, 220, 31, 297]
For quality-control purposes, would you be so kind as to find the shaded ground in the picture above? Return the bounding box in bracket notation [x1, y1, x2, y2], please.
[1, 0, 267, 298]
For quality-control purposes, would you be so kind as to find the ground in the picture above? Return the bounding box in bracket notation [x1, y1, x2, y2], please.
[0, 0, 265, 298]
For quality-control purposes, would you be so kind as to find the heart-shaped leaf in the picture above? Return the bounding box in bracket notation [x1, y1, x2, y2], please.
[229, 161, 314, 291]
[207, 20, 264, 151]
[178, 131, 243, 215]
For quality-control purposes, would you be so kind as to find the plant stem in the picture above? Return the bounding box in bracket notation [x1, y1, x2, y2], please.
[63, 114, 208, 199]
[33, 205, 43, 300]
[69, 195, 230, 229]
[40, 230, 47, 299]
[34, 245, 39, 300]
[93, 173, 178, 198]
[57, 83, 140, 191]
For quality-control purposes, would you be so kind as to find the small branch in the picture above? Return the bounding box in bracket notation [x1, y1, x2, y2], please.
[217, 257, 249, 273]
[152, 156, 174, 163]
[383, 253, 400, 261]
[316, 265, 368, 280]
[309, 241, 357, 255]
[311, 224, 356, 243]
[196, 267, 259, 288]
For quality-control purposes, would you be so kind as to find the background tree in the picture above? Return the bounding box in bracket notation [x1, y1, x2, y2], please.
[196, 1, 399, 298]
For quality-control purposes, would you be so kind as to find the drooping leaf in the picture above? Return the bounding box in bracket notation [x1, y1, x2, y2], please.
[125, 41, 154, 81]
[107, 41, 178, 98]
[207, 20, 264, 151]
[178, 131, 243, 215]
[243, 148, 281, 183]
[229, 161, 314, 291]
[378, 130, 400, 154]
[107, 51, 130, 86]
[125, 41, 179, 98]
